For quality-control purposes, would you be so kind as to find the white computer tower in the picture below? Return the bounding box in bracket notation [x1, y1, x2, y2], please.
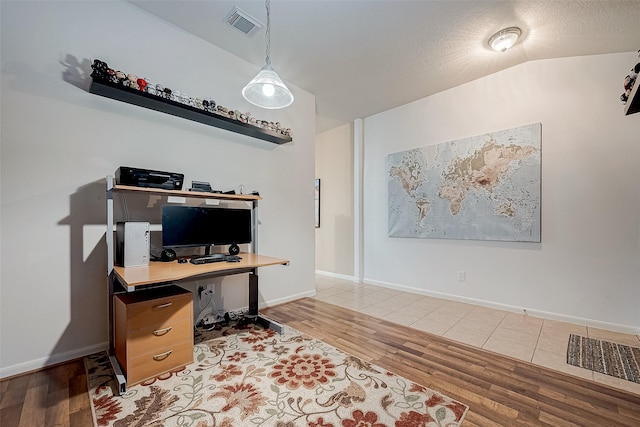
[115, 222, 150, 267]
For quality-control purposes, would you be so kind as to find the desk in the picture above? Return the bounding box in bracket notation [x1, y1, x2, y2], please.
[105, 176, 288, 394]
[109, 253, 288, 393]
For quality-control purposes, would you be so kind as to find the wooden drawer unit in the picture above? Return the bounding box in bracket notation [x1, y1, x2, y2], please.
[114, 285, 193, 386]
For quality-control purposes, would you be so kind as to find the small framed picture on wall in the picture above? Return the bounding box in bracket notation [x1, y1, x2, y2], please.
[315, 179, 320, 228]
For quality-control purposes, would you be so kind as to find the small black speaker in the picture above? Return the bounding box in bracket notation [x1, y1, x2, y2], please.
[160, 248, 177, 262]
[228, 244, 240, 256]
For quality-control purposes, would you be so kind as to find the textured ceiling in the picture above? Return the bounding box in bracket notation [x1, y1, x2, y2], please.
[129, 0, 640, 132]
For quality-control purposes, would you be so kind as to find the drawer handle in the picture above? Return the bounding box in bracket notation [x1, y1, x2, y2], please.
[153, 302, 173, 309]
[153, 327, 173, 336]
[152, 350, 173, 361]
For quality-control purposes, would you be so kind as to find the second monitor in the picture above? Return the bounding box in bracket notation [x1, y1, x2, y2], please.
[161, 205, 252, 255]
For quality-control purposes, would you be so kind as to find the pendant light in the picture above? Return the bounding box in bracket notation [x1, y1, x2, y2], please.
[242, 0, 294, 109]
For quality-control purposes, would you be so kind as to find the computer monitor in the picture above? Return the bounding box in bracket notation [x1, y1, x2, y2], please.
[161, 205, 252, 251]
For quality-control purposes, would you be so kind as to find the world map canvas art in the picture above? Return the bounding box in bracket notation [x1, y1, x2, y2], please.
[387, 123, 541, 242]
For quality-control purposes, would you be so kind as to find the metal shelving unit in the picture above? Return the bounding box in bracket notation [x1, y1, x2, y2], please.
[105, 176, 285, 394]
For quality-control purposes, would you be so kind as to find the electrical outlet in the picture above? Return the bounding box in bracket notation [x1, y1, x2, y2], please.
[458, 271, 466, 282]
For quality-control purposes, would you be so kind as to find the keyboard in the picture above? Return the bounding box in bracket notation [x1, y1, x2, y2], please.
[190, 254, 242, 265]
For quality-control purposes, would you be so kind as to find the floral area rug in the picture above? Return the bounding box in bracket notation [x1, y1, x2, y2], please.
[86, 322, 468, 426]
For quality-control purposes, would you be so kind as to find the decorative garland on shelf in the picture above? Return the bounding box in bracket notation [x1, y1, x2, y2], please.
[90, 59, 292, 137]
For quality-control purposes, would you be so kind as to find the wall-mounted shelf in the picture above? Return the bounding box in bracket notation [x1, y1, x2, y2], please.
[624, 80, 640, 116]
[89, 78, 292, 144]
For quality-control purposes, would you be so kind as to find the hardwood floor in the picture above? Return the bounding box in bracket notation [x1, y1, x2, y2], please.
[262, 298, 640, 427]
[1, 297, 638, 426]
[0, 359, 92, 427]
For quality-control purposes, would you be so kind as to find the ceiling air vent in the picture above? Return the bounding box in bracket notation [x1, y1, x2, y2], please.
[224, 6, 263, 37]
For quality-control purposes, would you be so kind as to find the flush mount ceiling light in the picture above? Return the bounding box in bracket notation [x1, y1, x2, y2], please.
[488, 27, 522, 52]
[242, 0, 293, 109]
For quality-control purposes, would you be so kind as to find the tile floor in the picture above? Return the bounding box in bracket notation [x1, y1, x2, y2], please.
[313, 274, 640, 395]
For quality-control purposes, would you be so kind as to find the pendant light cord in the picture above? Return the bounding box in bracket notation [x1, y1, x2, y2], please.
[265, 0, 271, 66]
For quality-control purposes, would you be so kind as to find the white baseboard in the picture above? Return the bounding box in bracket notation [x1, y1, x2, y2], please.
[0, 342, 107, 380]
[261, 290, 317, 308]
[363, 278, 640, 336]
[224, 290, 318, 315]
[315, 270, 361, 283]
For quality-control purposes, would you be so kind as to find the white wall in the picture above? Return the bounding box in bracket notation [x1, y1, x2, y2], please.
[364, 53, 640, 333]
[0, 1, 316, 377]
[315, 123, 354, 277]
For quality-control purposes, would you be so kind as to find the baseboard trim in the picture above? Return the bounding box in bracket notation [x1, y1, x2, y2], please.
[363, 278, 640, 336]
[0, 342, 107, 380]
[230, 289, 318, 314]
[315, 270, 361, 283]
[261, 290, 317, 308]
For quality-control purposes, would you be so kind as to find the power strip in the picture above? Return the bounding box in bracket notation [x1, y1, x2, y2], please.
[197, 309, 249, 328]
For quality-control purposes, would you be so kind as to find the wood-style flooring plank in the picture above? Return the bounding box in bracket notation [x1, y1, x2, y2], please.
[68, 359, 92, 423]
[0, 374, 29, 410]
[0, 403, 22, 427]
[18, 379, 46, 427]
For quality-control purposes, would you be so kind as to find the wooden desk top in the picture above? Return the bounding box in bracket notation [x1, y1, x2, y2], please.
[113, 253, 288, 288]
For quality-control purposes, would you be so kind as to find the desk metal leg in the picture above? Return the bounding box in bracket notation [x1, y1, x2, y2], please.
[109, 355, 127, 395]
[248, 271, 284, 334]
[248, 271, 259, 316]
[108, 274, 127, 394]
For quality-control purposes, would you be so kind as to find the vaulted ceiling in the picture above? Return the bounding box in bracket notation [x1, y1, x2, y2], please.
[129, 1, 640, 132]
